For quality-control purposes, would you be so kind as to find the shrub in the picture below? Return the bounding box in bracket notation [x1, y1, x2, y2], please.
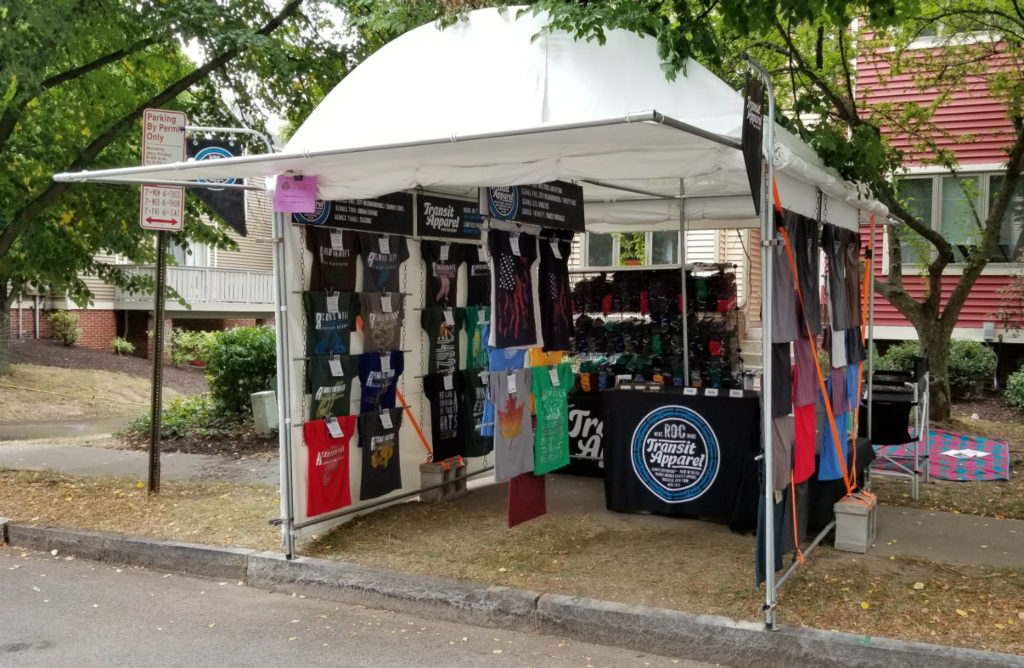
[1006, 369, 1024, 412]
[948, 340, 995, 399]
[205, 325, 276, 414]
[49, 309, 81, 346]
[878, 340, 919, 372]
[126, 393, 234, 440]
[111, 336, 135, 356]
[170, 328, 215, 366]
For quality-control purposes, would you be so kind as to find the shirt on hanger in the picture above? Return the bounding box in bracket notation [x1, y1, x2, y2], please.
[420, 307, 465, 374]
[530, 362, 574, 475]
[466, 245, 491, 307]
[358, 232, 409, 292]
[459, 368, 493, 457]
[488, 228, 539, 348]
[303, 291, 358, 356]
[359, 291, 404, 353]
[482, 324, 525, 438]
[538, 236, 574, 352]
[488, 367, 534, 482]
[422, 371, 467, 462]
[821, 224, 851, 331]
[305, 227, 360, 292]
[357, 351, 404, 413]
[306, 354, 358, 419]
[785, 210, 821, 336]
[303, 417, 356, 516]
[463, 306, 490, 369]
[421, 240, 465, 308]
[357, 408, 404, 500]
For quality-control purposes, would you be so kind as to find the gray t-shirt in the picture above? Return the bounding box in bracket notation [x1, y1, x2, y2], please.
[771, 226, 801, 343]
[360, 292, 404, 353]
[488, 367, 534, 482]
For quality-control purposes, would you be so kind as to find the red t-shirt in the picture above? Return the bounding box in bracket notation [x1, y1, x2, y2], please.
[303, 417, 356, 517]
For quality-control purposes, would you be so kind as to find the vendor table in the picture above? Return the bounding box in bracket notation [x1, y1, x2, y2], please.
[601, 388, 760, 525]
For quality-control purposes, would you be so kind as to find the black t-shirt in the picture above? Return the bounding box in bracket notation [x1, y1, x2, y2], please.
[305, 354, 358, 420]
[421, 241, 465, 309]
[305, 227, 360, 292]
[488, 228, 538, 348]
[420, 307, 465, 374]
[771, 342, 793, 418]
[422, 371, 466, 462]
[466, 245, 491, 307]
[357, 351, 405, 413]
[359, 292, 404, 353]
[785, 210, 821, 337]
[821, 224, 851, 331]
[459, 368, 492, 457]
[538, 235, 574, 352]
[844, 228, 862, 327]
[357, 408, 404, 500]
[303, 291, 358, 356]
[358, 233, 409, 292]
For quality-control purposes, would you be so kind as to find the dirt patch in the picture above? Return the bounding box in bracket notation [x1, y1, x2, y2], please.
[953, 392, 1023, 424]
[118, 423, 278, 459]
[8, 338, 207, 395]
[0, 365, 182, 422]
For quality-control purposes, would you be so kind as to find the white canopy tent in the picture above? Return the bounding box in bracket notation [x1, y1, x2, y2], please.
[54, 7, 886, 631]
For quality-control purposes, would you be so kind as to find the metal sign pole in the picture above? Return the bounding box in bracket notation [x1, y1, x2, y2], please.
[148, 229, 168, 494]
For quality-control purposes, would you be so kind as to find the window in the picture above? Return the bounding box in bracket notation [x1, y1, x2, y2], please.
[894, 172, 1023, 264]
[583, 231, 681, 268]
[169, 238, 209, 267]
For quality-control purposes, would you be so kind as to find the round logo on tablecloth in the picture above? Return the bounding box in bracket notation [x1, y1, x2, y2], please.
[630, 405, 719, 503]
[293, 200, 331, 225]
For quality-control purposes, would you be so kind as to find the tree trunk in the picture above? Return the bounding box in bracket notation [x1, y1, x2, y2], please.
[0, 283, 11, 375]
[916, 324, 952, 422]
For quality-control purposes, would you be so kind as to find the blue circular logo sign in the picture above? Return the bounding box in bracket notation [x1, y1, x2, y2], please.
[194, 146, 236, 189]
[630, 405, 719, 503]
[292, 200, 331, 226]
[487, 187, 519, 219]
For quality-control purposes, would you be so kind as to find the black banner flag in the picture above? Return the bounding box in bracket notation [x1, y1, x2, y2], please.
[741, 74, 765, 216]
[186, 139, 247, 236]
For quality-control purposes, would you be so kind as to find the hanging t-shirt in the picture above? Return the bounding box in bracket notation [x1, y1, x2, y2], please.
[845, 363, 862, 415]
[488, 228, 539, 348]
[507, 471, 546, 528]
[846, 328, 866, 365]
[829, 365, 848, 416]
[488, 367, 534, 482]
[466, 245, 491, 307]
[772, 210, 801, 343]
[830, 328, 848, 368]
[821, 224, 851, 331]
[482, 325, 526, 439]
[792, 403, 816, 484]
[303, 417, 355, 516]
[771, 342, 793, 418]
[305, 227, 360, 292]
[357, 408, 404, 500]
[792, 336, 818, 408]
[359, 292, 404, 353]
[529, 348, 563, 367]
[771, 415, 794, 493]
[420, 307, 464, 374]
[818, 410, 850, 482]
[422, 371, 466, 462]
[844, 228, 862, 328]
[463, 306, 490, 370]
[538, 236, 574, 352]
[358, 232, 409, 292]
[304, 291, 358, 356]
[459, 368, 492, 457]
[530, 362, 574, 475]
[785, 210, 821, 336]
[306, 354, 358, 420]
[421, 241, 465, 309]
[357, 351, 404, 413]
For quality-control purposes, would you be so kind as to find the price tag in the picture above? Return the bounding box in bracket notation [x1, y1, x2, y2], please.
[443, 373, 453, 391]
[380, 410, 393, 430]
[325, 417, 343, 439]
[329, 229, 344, 250]
[443, 308, 454, 326]
[479, 370, 489, 385]
[328, 355, 343, 376]
[477, 246, 486, 262]
[616, 374, 631, 386]
[381, 293, 393, 313]
[508, 371, 517, 395]
[550, 238, 562, 260]
[380, 352, 391, 373]
[704, 388, 719, 397]
[325, 292, 339, 314]
[379, 235, 391, 255]
[683, 387, 698, 396]
[729, 389, 744, 398]
[440, 244, 450, 262]
[549, 365, 560, 387]
[510, 232, 521, 257]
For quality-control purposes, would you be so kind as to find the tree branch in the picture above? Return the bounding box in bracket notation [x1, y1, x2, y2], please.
[0, 0, 305, 260]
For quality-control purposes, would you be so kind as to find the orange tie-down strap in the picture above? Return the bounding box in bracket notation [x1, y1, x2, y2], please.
[355, 316, 433, 462]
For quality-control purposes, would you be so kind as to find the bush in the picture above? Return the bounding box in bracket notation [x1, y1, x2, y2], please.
[878, 340, 919, 372]
[49, 309, 81, 346]
[1006, 369, 1024, 412]
[111, 336, 135, 356]
[205, 325, 276, 414]
[127, 394, 235, 440]
[170, 328, 215, 366]
[948, 340, 996, 399]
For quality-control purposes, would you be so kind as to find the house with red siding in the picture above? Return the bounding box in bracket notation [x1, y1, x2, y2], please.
[856, 34, 1024, 346]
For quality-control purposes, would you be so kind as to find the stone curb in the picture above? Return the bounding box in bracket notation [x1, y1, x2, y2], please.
[4, 524, 1023, 668]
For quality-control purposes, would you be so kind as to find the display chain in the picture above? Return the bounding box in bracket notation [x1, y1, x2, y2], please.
[298, 225, 309, 422]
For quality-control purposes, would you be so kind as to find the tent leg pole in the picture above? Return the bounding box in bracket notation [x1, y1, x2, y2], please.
[679, 179, 689, 383]
[272, 210, 297, 559]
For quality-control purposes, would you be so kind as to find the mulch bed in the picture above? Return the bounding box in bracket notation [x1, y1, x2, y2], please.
[9, 338, 208, 395]
[950, 391, 1022, 424]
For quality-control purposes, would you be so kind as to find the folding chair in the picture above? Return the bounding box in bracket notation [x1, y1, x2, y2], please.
[859, 355, 929, 499]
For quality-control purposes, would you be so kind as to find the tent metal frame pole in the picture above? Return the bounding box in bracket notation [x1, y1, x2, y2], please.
[868, 227, 877, 447]
[272, 208, 297, 559]
[744, 54, 778, 632]
[679, 179, 689, 383]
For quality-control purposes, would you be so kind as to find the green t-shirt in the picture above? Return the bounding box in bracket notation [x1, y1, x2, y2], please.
[530, 362, 574, 475]
[462, 306, 491, 370]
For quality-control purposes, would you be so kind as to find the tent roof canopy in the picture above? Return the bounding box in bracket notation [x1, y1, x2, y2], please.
[54, 7, 886, 232]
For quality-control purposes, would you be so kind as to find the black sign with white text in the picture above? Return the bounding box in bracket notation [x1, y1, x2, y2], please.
[565, 393, 605, 477]
[292, 192, 414, 236]
[416, 194, 484, 241]
[479, 180, 584, 232]
[741, 73, 765, 216]
[187, 139, 247, 236]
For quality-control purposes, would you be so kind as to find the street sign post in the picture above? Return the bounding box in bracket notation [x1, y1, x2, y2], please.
[141, 108, 186, 495]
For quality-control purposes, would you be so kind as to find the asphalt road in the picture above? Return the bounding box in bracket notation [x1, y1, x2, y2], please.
[0, 547, 722, 668]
